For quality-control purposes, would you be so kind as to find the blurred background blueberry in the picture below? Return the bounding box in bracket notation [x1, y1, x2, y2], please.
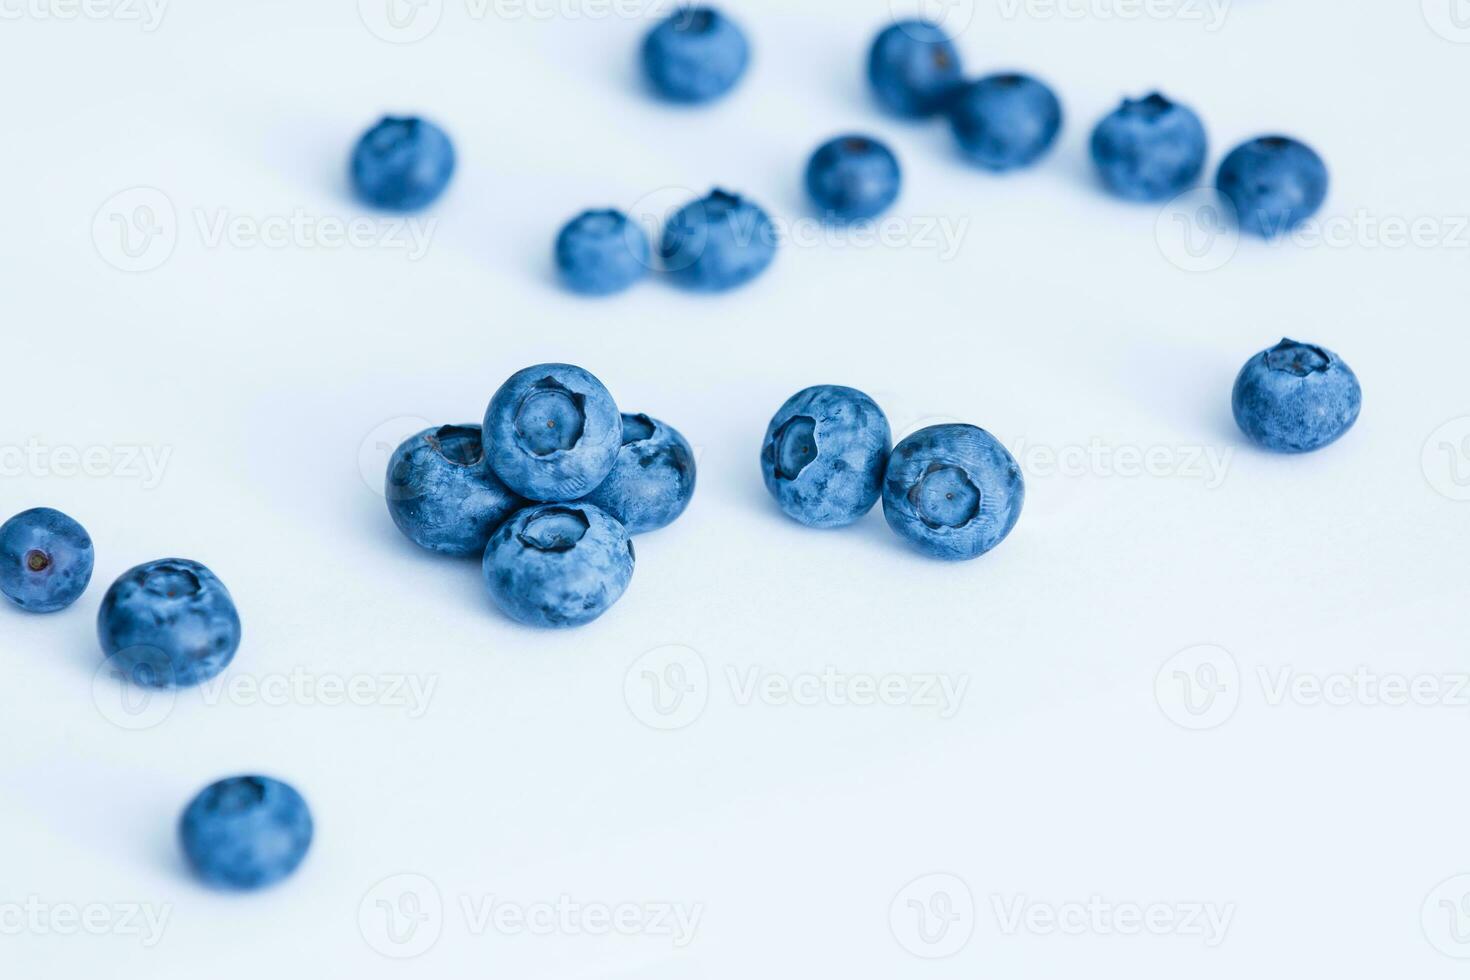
[582, 414, 696, 534]
[483, 363, 622, 501]
[97, 558, 242, 688]
[179, 776, 313, 890]
[867, 20, 964, 118]
[948, 73, 1063, 172]
[555, 209, 651, 296]
[883, 424, 1025, 560]
[760, 385, 891, 528]
[660, 189, 777, 291]
[641, 6, 749, 104]
[1090, 92, 1208, 201]
[0, 507, 93, 613]
[350, 115, 456, 211]
[1216, 136, 1328, 237]
[1232, 338, 1361, 453]
[805, 135, 902, 221]
[386, 424, 526, 557]
[482, 503, 635, 628]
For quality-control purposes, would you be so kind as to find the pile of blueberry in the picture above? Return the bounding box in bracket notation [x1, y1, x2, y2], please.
[386, 363, 696, 628]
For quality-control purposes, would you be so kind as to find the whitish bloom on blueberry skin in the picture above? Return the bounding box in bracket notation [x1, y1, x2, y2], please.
[179, 776, 313, 890]
[581, 414, 696, 534]
[948, 73, 1063, 173]
[386, 424, 526, 557]
[350, 116, 456, 211]
[806, 135, 902, 222]
[660, 189, 777, 292]
[1216, 136, 1328, 238]
[97, 558, 241, 688]
[1232, 339, 1361, 453]
[484, 364, 622, 502]
[555, 209, 651, 296]
[641, 6, 749, 104]
[761, 385, 892, 529]
[482, 503, 635, 628]
[1090, 93, 1208, 202]
[883, 424, 1025, 561]
[0, 507, 93, 613]
[867, 20, 964, 118]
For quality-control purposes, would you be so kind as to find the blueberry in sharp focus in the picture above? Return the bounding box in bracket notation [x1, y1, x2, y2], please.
[760, 385, 891, 529]
[555, 209, 651, 296]
[948, 73, 1063, 172]
[582, 413, 697, 534]
[97, 558, 241, 688]
[883, 424, 1024, 561]
[1090, 92, 1208, 201]
[806, 135, 902, 222]
[482, 503, 634, 628]
[484, 363, 622, 502]
[867, 20, 964, 118]
[1216, 136, 1328, 238]
[660, 189, 777, 292]
[179, 775, 313, 890]
[386, 424, 527, 557]
[1232, 338, 1361, 453]
[641, 6, 749, 104]
[350, 115, 455, 211]
[0, 507, 93, 613]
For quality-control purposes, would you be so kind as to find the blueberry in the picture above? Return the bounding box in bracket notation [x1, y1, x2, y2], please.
[641, 6, 749, 104]
[482, 503, 634, 628]
[582, 414, 697, 534]
[660, 189, 777, 292]
[1216, 136, 1328, 238]
[350, 115, 455, 211]
[867, 20, 964, 118]
[1232, 338, 1362, 453]
[0, 508, 93, 613]
[948, 73, 1063, 172]
[179, 775, 313, 890]
[555, 209, 651, 296]
[883, 424, 1025, 561]
[805, 135, 902, 222]
[97, 559, 241, 688]
[1090, 92, 1208, 201]
[484, 363, 622, 502]
[386, 424, 526, 557]
[760, 385, 891, 529]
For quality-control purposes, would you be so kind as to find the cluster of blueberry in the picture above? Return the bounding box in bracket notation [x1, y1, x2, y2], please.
[386, 363, 696, 628]
[0, 510, 314, 890]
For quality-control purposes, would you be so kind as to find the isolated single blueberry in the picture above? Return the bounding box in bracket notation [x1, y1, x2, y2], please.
[806, 135, 902, 221]
[760, 385, 891, 529]
[555, 209, 651, 296]
[1090, 93, 1208, 201]
[948, 73, 1063, 172]
[660, 189, 777, 292]
[386, 424, 526, 557]
[1232, 339, 1361, 453]
[867, 20, 964, 118]
[582, 414, 697, 534]
[883, 424, 1024, 561]
[482, 503, 635, 628]
[350, 115, 456, 211]
[0, 508, 93, 613]
[641, 6, 749, 104]
[1216, 136, 1328, 237]
[97, 558, 241, 688]
[484, 363, 622, 502]
[179, 776, 313, 890]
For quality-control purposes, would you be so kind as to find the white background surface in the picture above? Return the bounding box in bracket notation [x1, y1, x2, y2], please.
[2, 0, 1469, 975]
